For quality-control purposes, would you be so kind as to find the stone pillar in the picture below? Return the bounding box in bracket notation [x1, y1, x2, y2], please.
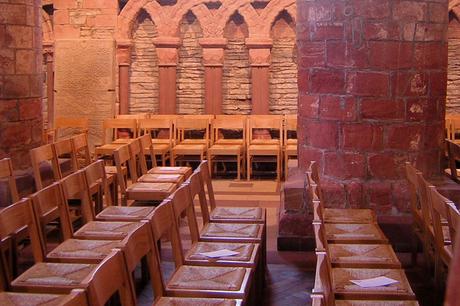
[0, 0, 43, 169]
[200, 38, 227, 115]
[297, 0, 447, 213]
[154, 37, 181, 114]
[43, 42, 54, 129]
[246, 38, 272, 114]
[117, 41, 132, 115]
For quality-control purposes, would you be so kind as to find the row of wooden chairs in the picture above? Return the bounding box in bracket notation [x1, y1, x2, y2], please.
[0, 156, 267, 305]
[100, 114, 297, 181]
[405, 162, 460, 288]
[445, 114, 460, 142]
[308, 161, 418, 305]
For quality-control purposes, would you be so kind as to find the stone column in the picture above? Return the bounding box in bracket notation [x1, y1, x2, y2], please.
[200, 38, 227, 115]
[246, 38, 272, 114]
[154, 37, 181, 114]
[0, 0, 43, 169]
[43, 42, 54, 129]
[116, 41, 132, 115]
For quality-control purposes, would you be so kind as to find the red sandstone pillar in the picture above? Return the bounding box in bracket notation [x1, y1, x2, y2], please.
[117, 41, 132, 115]
[200, 38, 226, 115]
[154, 37, 181, 114]
[0, 1, 43, 169]
[297, 0, 448, 212]
[43, 43, 54, 129]
[246, 38, 272, 115]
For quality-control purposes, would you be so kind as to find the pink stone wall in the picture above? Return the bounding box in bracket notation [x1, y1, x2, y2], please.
[0, 0, 43, 169]
[297, 0, 448, 214]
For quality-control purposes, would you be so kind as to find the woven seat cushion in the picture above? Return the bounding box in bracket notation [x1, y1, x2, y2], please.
[167, 266, 246, 291]
[12, 263, 96, 287]
[201, 223, 260, 238]
[155, 297, 238, 306]
[210, 207, 263, 220]
[324, 208, 375, 223]
[96, 206, 154, 220]
[186, 242, 255, 262]
[138, 173, 183, 183]
[0, 292, 74, 306]
[47, 239, 121, 261]
[329, 244, 399, 266]
[74, 221, 139, 239]
[325, 224, 383, 240]
[148, 166, 191, 176]
[336, 301, 419, 306]
[332, 268, 414, 295]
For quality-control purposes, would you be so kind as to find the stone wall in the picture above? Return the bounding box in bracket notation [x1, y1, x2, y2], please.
[177, 13, 204, 114]
[129, 11, 159, 114]
[270, 11, 298, 114]
[448, 16, 460, 113]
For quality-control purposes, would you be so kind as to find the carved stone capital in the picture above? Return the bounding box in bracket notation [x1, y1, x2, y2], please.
[199, 37, 227, 48]
[43, 41, 54, 57]
[246, 38, 272, 66]
[153, 37, 181, 66]
[116, 40, 132, 65]
[202, 48, 225, 67]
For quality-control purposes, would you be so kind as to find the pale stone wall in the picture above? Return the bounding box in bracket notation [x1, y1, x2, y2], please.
[129, 11, 159, 114]
[177, 13, 204, 114]
[448, 17, 460, 113]
[270, 12, 297, 114]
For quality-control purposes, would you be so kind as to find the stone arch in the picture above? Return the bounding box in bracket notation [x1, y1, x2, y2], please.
[42, 8, 54, 42]
[450, 0, 460, 11]
[260, 0, 296, 37]
[117, 0, 161, 40]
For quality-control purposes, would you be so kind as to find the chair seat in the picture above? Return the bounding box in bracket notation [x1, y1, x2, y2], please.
[11, 262, 96, 291]
[150, 143, 170, 154]
[324, 208, 376, 224]
[105, 165, 127, 175]
[155, 297, 242, 306]
[250, 139, 279, 145]
[335, 300, 420, 306]
[247, 144, 280, 155]
[0, 291, 83, 306]
[325, 223, 388, 244]
[215, 139, 244, 145]
[208, 145, 243, 155]
[328, 243, 401, 268]
[126, 182, 176, 201]
[112, 138, 136, 144]
[173, 144, 207, 155]
[332, 267, 415, 299]
[47, 239, 121, 262]
[285, 144, 297, 155]
[167, 266, 248, 291]
[138, 173, 184, 184]
[95, 144, 124, 156]
[201, 223, 263, 240]
[185, 242, 258, 266]
[73, 221, 139, 240]
[210, 207, 264, 223]
[148, 166, 192, 178]
[96, 206, 155, 221]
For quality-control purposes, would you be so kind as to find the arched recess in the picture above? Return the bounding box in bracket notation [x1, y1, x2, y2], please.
[176, 11, 204, 114]
[42, 7, 54, 129]
[269, 9, 297, 114]
[129, 10, 160, 113]
[448, 3, 460, 113]
[222, 12, 251, 114]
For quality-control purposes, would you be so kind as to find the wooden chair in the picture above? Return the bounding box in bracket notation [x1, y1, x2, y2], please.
[312, 253, 419, 306]
[313, 223, 400, 269]
[115, 113, 149, 119]
[154, 297, 243, 305]
[309, 162, 376, 224]
[196, 160, 266, 225]
[246, 115, 282, 181]
[138, 118, 175, 166]
[446, 140, 460, 182]
[149, 200, 253, 301]
[0, 158, 19, 205]
[52, 117, 89, 142]
[445, 207, 460, 306]
[208, 116, 246, 180]
[283, 114, 297, 178]
[94, 118, 138, 158]
[30, 144, 61, 191]
[53, 138, 78, 179]
[171, 118, 209, 166]
[451, 117, 460, 143]
[114, 145, 176, 206]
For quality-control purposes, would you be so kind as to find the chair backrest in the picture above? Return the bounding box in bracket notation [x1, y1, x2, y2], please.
[415, 173, 435, 236]
[196, 160, 217, 212]
[247, 115, 283, 145]
[71, 133, 92, 168]
[83, 160, 112, 207]
[452, 118, 460, 142]
[446, 140, 460, 182]
[60, 170, 95, 224]
[113, 145, 132, 202]
[405, 162, 423, 218]
[127, 139, 144, 181]
[310, 161, 325, 205]
[138, 118, 174, 146]
[82, 249, 136, 306]
[116, 113, 148, 119]
[305, 170, 323, 222]
[175, 118, 209, 145]
[284, 114, 297, 145]
[53, 138, 78, 177]
[102, 118, 138, 144]
[0, 158, 19, 205]
[446, 202, 460, 250]
[30, 144, 61, 190]
[30, 182, 74, 245]
[138, 133, 157, 169]
[54, 117, 89, 140]
[0, 199, 45, 276]
[211, 116, 246, 145]
[314, 253, 335, 306]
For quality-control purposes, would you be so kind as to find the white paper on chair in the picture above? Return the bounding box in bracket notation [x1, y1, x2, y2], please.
[156, 175, 174, 179]
[350, 276, 399, 288]
[198, 249, 239, 258]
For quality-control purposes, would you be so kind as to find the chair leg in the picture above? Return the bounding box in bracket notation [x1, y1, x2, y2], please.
[247, 154, 251, 181]
[237, 155, 241, 181]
